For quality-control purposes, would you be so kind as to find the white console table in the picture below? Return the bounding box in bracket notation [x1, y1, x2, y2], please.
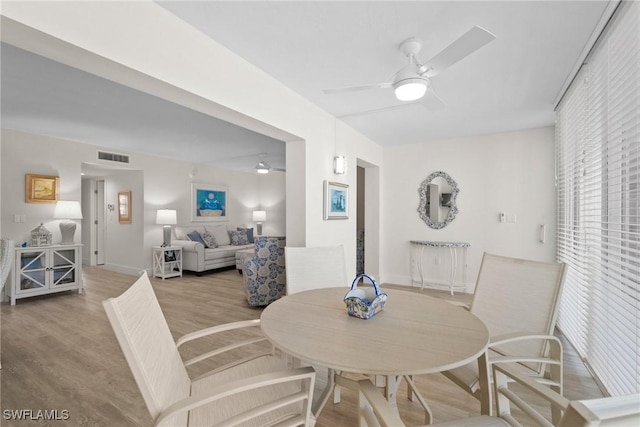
[410, 240, 470, 295]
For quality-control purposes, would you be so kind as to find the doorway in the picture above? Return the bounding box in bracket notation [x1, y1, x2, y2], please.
[356, 160, 380, 278]
[356, 166, 365, 274]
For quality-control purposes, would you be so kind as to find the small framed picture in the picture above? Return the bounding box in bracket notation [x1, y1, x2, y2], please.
[118, 190, 132, 224]
[191, 183, 228, 222]
[324, 180, 349, 220]
[164, 250, 177, 262]
[25, 174, 59, 203]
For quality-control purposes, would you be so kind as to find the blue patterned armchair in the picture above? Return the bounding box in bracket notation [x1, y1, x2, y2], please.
[243, 236, 286, 306]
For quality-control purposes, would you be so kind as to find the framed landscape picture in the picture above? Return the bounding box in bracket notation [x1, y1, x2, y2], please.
[25, 174, 59, 203]
[191, 183, 228, 222]
[118, 190, 132, 224]
[324, 180, 349, 220]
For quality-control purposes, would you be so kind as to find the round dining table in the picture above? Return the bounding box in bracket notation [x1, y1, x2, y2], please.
[260, 287, 490, 421]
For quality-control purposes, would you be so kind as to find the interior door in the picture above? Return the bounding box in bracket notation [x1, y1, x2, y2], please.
[96, 180, 106, 265]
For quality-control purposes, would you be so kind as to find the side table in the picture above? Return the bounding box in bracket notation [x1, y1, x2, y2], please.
[410, 240, 470, 295]
[152, 246, 182, 279]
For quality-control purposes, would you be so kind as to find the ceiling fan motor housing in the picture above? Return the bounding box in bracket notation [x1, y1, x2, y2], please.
[399, 37, 423, 57]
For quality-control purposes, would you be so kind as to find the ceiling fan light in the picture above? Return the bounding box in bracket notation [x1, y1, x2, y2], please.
[394, 78, 427, 101]
[256, 161, 271, 174]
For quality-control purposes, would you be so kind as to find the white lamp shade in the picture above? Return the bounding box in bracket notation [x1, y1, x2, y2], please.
[53, 201, 83, 219]
[394, 79, 427, 101]
[156, 209, 177, 225]
[252, 210, 267, 222]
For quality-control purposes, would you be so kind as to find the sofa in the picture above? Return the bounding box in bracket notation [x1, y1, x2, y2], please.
[171, 224, 254, 274]
[243, 236, 286, 306]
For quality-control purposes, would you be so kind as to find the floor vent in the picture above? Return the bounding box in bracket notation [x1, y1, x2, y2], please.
[97, 151, 130, 164]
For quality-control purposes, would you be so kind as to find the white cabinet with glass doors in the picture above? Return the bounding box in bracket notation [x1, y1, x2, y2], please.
[11, 244, 83, 305]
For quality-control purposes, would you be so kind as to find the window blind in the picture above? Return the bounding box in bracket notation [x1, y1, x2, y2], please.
[555, 0, 639, 396]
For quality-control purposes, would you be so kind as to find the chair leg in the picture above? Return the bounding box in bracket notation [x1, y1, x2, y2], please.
[403, 375, 433, 424]
[478, 351, 493, 416]
[333, 384, 342, 404]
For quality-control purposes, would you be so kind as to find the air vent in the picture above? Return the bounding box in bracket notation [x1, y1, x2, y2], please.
[97, 151, 130, 164]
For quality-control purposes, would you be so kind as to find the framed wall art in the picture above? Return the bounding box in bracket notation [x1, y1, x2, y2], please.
[118, 190, 132, 224]
[25, 174, 59, 203]
[324, 180, 349, 220]
[191, 183, 228, 222]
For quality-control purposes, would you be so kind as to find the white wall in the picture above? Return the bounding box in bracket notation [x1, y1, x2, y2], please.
[1, 129, 286, 274]
[383, 127, 556, 291]
[0, 1, 384, 280]
[1, 3, 557, 287]
[1, 130, 85, 247]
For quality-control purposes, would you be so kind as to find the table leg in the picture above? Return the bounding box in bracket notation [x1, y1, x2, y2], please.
[384, 375, 400, 410]
[448, 247, 455, 295]
[418, 245, 425, 290]
[403, 375, 433, 424]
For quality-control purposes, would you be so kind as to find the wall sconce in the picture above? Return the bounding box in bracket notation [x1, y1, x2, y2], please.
[333, 156, 346, 174]
[156, 209, 177, 246]
[253, 210, 267, 235]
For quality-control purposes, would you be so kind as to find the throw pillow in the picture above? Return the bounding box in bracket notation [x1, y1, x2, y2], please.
[237, 227, 254, 243]
[206, 224, 231, 246]
[174, 226, 189, 240]
[187, 230, 206, 246]
[230, 229, 249, 246]
[200, 231, 218, 248]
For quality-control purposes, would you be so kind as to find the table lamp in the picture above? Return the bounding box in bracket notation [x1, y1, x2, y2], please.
[54, 201, 83, 245]
[253, 210, 266, 235]
[156, 209, 177, 246]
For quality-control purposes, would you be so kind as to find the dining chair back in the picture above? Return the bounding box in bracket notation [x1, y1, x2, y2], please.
[441, 252, 567, 416]
[103, 271, 316, 427]
[471, 252, 566, 364]
[285, 245, 348, 294]
[284, 245, 351, 414]
[103, 271, 191, 424]
[0, 238, 14, 292]
[0, 237, 14, 368]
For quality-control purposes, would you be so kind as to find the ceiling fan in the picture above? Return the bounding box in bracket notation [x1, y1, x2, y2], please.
[323, 26, 496, 114]
[255, 153, 285, 174]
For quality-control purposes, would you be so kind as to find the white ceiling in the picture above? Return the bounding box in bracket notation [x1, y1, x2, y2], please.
[1, 1, 611, 172]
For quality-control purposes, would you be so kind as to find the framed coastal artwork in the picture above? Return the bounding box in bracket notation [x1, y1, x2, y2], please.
[25, 174, 59, 203]
[323, 180, 348, 220]
[191, 183, 228, 222]
[118, 190, 132, 224]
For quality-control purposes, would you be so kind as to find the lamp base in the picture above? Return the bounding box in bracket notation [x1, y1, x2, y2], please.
[256, 223, 263, 236]
[59, 221, 76, 245]
[163, 225, 172, 247]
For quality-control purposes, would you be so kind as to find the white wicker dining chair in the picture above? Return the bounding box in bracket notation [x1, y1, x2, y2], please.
[103, 271, 315, 427]
[0, 238, 14, 293]
[355, 363, 640, 427]
[284, 245, 352, 415]
[439, 252, 567, 419]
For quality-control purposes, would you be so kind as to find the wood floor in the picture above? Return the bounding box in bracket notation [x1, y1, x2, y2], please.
[0, 267, 603, 426]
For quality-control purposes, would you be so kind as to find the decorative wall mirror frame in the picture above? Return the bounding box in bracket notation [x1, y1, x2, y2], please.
[417, 171, 459, 229]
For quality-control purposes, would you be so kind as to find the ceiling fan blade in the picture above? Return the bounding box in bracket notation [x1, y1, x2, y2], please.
[323, 82, 392, 95]
[420, 26, 496, 78]
[420, 87, 446, 111]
